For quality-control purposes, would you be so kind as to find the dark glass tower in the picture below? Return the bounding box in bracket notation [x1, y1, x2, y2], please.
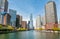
[4, 0, 8, 12]
[29, 13, 34, 30]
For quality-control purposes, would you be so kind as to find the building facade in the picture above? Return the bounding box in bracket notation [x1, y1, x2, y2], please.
[42, 15, 46, 26]
[0, 0, 8, 12]
[4, 0, 8, 12]
[16, 15, 20, 28]
[3, 13, 11, 25]
[27, 21, 30, 29]
[45, 1, 58, 29]
[0, 0, 8, 24]
[9, 9, 16, 27]
[16, 15, 22, 28]
[21, 21, 27, 29]
[36, 15, 41, 29]
[19, 15, 22, 27]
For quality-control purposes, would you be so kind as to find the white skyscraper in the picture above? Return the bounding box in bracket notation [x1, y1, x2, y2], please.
[36, 15, 41, 29]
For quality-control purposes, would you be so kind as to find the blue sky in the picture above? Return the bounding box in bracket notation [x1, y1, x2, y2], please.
[8, 0, 60, 25]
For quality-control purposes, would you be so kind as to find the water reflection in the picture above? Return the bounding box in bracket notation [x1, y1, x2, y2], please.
[34, 31, 46, 39]
[27, 30, 34, 39]
[46, 32, 59, 39]
[0, 31, 60, 39]
[8, 33, 19, 39]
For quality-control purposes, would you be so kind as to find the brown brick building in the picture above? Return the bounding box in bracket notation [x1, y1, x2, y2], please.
[3, 13, 11, 25]
[21, 21, 27, 29]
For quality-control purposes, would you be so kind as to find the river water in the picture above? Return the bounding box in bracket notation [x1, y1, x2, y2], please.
[0, 30, 60, 39]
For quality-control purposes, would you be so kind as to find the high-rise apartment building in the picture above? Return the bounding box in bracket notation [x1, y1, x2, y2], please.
[36, 15, 41, 29]
[45, 1, 58, 29]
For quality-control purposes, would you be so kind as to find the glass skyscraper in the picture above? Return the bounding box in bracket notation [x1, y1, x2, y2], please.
[29, 14, 34, 30]
[9, 9, 16, 27]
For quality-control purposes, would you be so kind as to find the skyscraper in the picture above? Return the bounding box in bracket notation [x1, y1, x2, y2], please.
[36, 15, 41, 29]
[27, 21, 30, 29]
[0, 0, 8, 12]
[29, 14, 34, 30]
[0, 0, 8, 24]
[16, 15, 22, 28]
[45, 1, 58, 30]
[4, 0, 8, 12]
[9, 9, 16, 27]
[16, 15, 20, 28]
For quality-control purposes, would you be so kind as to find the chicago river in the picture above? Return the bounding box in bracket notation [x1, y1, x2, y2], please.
[0, 30, 60, 39]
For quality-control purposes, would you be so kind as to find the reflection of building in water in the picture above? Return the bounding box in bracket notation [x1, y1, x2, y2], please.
[46, 33, 59, 39]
